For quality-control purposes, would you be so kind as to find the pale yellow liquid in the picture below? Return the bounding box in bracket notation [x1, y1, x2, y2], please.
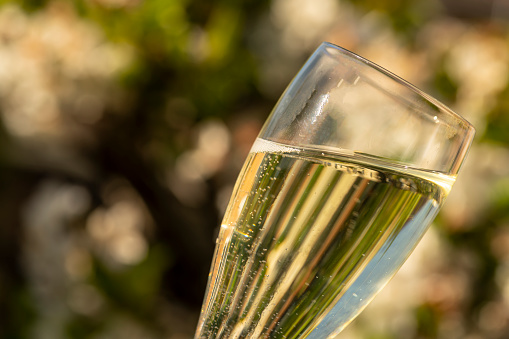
[195, 139, 453, 339]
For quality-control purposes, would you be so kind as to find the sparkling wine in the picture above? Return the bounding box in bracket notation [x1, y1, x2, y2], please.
[195, 138, 454, 339]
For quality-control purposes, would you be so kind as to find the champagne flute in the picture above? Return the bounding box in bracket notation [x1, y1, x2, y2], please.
[194, 42, 475, 339]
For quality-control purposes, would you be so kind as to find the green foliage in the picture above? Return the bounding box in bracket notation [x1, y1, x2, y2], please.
[92, 245, 171, 314]
[72, 0, 261, 114]
[342, 0, 442, 41]
[13, 0, 49, 12]
[65, 315, 105, 339]
[490, 177, 509, 218]
[432, 63, 458, 104]
[415, 304, 440, 337]
[485, 86, 509, 146]
[2, 286, 36, 339]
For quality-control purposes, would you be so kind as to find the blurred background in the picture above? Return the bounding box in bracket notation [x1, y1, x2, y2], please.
[0, 0, 508, 338]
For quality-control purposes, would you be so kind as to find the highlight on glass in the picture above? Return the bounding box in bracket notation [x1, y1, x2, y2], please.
[194, 42, 475, 339]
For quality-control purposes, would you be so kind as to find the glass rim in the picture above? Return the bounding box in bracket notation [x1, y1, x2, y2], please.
[322, 42, 475, 135]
